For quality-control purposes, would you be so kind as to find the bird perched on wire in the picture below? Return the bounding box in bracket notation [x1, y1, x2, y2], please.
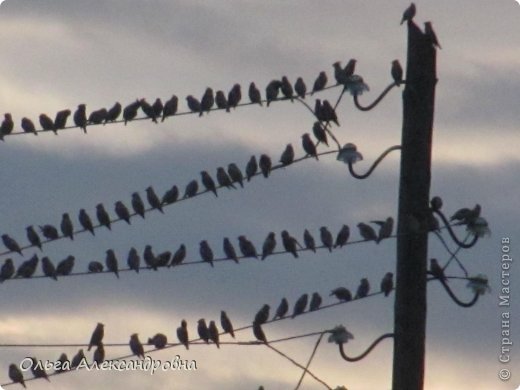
[70, 349, 86, 368]
[391, 60, 404, 86]
[88, 323, 104, 351]
[143, 245, 158, 270]
[105, 249, 119, 278]
[228, 83, 242, 109]
[200, 87, 214, 116]
[333, 61, 349, 85]
[281, 230, 301, 258]
[15, 255, 39, 278]
[334, 225, 350, 248]
[246, 155, 258, 181]
[9, 363, 26, 388]
[320, 226, 333, 252]
[41, 256, 57, 280]
[215, 90, 229, 112]
[96, 203, 112, 230]
[223, 238, 239, 263]
[208, 321, 220, 348]
[56, 255, 75, 276]
[30, 357, 50, 382]
[39, 113, 56, 134]
[424, 21, 441, 49]
[303, 229, 316, 253]
[302, 133, 319, 160]
[54, 109, 71, 131]
[152, 98, 163, 119]
[26, 226, 42, 249]
[253, 322, 268, 344]
[170, 244, 187, 267]
[79, 209, 95, 235]
[279, 144, 295, 166]
[309, 292, 322, 311]
[105, 102, 122, 123]
[162, 185, 179, 205]
[123, 100, 141, 125]
[0, 113, 14, 139]
[248, 82, 262, 106]
[186, 95, 201, 114]
[60, 213, 74, 240]
[183, 179, 199, 199]
[216, 167, 236, 189]
[330, 287, 352, 302]
[344, 59, 357, 78]
[292, 294, 308, 318]
[21, 117, 37, 136]
[39, 224, 59, 240]
[73, 104, 87, 133]
[130, 334, 145, 359]
[2, 234, 22, 255]
[254, 304, 270, 325]
[281, 76, 294, 102]
[259, 154, 272, 178]
[320, 100, 340, 126]
[357, 222, 378, 242]
[55, 353, 69, 373]
[312, 121, 328, 147]
[228, 163, 244, 188]
[177, 320, 189, 349]
[429, 258, 446, 282]
[146, 186, 163, 213]
[372, 217, 394, 243]
[0, 259, 14, 283]
[221, 311, 235, 338]
[162, 95, 178, 121]
[88, 108, 108, 125]
[197, 319, 210, 343]
[380, 272, 394, 297]
[201, 171, 218, 197]
[131, 192, 146, 218]
[148, 333, 167, 349]
[156, 251, 171, 268]
[127, 247, 140, 273]
[294, 77, 307, 99]
[273, 298, 289, 320]
[451, 204, 481, 225]
[400, 3, 416, 25]
[265, 79, 281, 106]
[261, 232, 277, 260]
[93, 344, 105, 364]
[140, 98, 158, 123]
[199, 240, 214, 267]
[238, 235, 258, 259]
[115, 201, 131, 224]
[355, 278, 370, 299]
[88, 261, 103, 273]
[311, 71, 327, 95]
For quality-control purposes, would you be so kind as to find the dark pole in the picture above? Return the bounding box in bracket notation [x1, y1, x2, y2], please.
[392, 20, 437, 390]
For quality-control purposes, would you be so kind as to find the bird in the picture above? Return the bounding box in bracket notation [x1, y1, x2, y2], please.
[227, 83, 242, 109]
[21, 117, 37, 135]
[265, 80, 281, 106]
[355, 278, 370, 299]
[215, 90, 229, 112]
[200, 87, 214, 116]
[216, 167, 236, 189]
[88, 261, 104, 273]
[246, 155, 258, 181]
[156, 251, 171, 268]
[330, 287, 352, 302]
[39, 224, 59, 240]
[254, 304, 270, 325]
[279, 144, 295, 166]
[15, 255, 39, 278]
[73, 104, 87, 133]
[123, 100, 141, 125]
[55, 353, 69, 373]
[60, 213, 74, 240]
[334, 225, 350, 248]
[170, 244, 186, 267]
[131, 192, 146, 218]
[30, 357, 50, 382]
[140, 98, 158, 123]
[96, 203, 112, 230]
[302, 133, 319, 160]
[148, 333, 168, 349]
[197, 319, 210, 343]
[320, 100, 340, 126]
[424, 21, 441, 49]
[56, 255, 75, 276]
[152, 98, 163, 118]
[292, 294, 308, 318]
[309, 292, 322, 311]
[201, 171, 218, 197]
[372, 217, 394, 243]
[93, 344, 105, 364]
[127, 247, 140, 273]
[223, 238, 239, 264]
[54, 109, 71, 130]
[39, 113, 56, 134]
[88, 108, 108, 125]
[70, 349, 85, 368]
[358, 223, 378, 242]
[238, 235, 258, 259]
[391, 60, 403, 86]
[311, 71, 327, 95]
[280, 76, 294, 102]
[0, 113, 14, 139]
[227, 163, 244, 188]
[344, 59, 357, 78]
[105, 249, 119, 278]
[400, 3, 416, 25]
[143, 245, 158, 270]
[26, 226, 42, 249]
[281, 230, 300, 258]
[162, 95, 178, 121]
[221, 311, 235, 338]
[273, 298, 289, 320]
[41, 256, 58, 280]
[88, 323, 104, 351]
[115, 201, 131, 224]
[177, 320, 189, 349]
[208, 321, 220, 348]
[261, 232, 277, 260]
[294, 77, 307, 99]
[253, 322, 267, 343]
[312, 121, 328, 146]
[0, 258, 15, 282]
[319, 227, 333, 252]
[162, 185, 179, 205]
[303, 229, 316, 253]
[259, 154, 272, 178]
[183, 180, 199, 199]
[105, 102, 122, 123]
[248, 82, 262, 106]
[314, 99, 324, 121]
[79, 209, 95, 235]
[130, 334, 145, 359]
[381, 272, 394, 297]
[430, 258, 446, 282]
[9, 363, 26, 388]
[146, 186, 163, 213]
[333, 61, 349, 85]
[199, 240, 214, 267]
[2, 234, 22, 255]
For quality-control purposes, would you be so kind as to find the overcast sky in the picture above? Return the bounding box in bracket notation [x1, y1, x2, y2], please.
[0, 1, 519, 389]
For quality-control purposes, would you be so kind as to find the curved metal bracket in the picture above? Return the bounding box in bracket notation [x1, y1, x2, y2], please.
[353, 82, 399, 111]
[348, 145, 401, 179]
[338, 333, 394, 362]
[434, 276, 481, 308]
[433, 209, 479, 249]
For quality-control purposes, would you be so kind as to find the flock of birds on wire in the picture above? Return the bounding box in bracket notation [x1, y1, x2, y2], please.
[0, 219, 394, 283]
[7, 271, 394, 387]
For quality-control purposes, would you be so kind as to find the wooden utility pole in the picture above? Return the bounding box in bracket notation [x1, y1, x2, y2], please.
[392, 21, 437, 390]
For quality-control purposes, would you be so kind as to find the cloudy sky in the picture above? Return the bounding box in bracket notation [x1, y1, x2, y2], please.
[0, 1, 519, 389]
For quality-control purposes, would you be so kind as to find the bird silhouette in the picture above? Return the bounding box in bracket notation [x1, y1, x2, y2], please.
[201, 171, 218, 197]
[281, 76, 294, 102]
[183, 179, 199, 199]
[292, 294, 308, 318]
[96, 203, 111, 230]
[279, 144, 295, 166]
[105, 102, 122, 123]
[88, 323, 104, 351]
[39, 224, 59, 240]
[152, 98, 163, 118]
[259, 154, 272, 178]
[311, 71, 327, 95]
[0, 113, 14, 139]
[344, 59, 357, 78]
[148, 333, 167, 349]
[127, 247, 141, 273]
[238, 235, 258, 258]
[312, 121, 328, 146]
[199, 240, 214, 267]
[227, 83, 242, 109]
[79, 209, 95, 235]
[215, 90, 229, 112]
[216, 167, 236, 189]
[88, 261, 104, 273]
[177, 320, 189, 349]
[0, 258, 15, 283]
[309, 292, 322, 311]
[115, 201, 131, 224]
[105, 249, 119, 278]
[381, 272, 394, 297]
[333, 61, 349, 85]
[140, 98, 158, 123]
[265, 80, 281, 106]
[60, 213, 74, 240]
[39, 113, 56, 134]
[391, 60, 403, 86]
[41, 256, 58, 280]
[15, 255, 39, 278]
[302, 133, 319, 160]
[131, 192, 146, 219]
[56, 255, 74, 276]
[273, 298, 289, 320]
[146, 186, 163, 213]
[130, 334, 145, 358]
[156, 251, 171, 268]
[355, 278, 370, 299]
[223, 238, 239, 263]
[162, 95, 178, 121]
[221, 311, 235, 338]
[254, 304, 270, 325]
[73, 104, 87, 133]
[21, 117, 37, 135]
[200, 88, 214, 116]
[372, 217, 394, 243]
[261, 232, 277, 260]
[357, 223, 378, 242]
[70, 349, 85, 369]
[30, 357, 50, 382]
[294, 77, 307, 99]
[320, 227, 333, 252]
[246, 155, 258, 181]
[9, 363, 26, 388]
[26, 226, 42, 249]
[123, 100, 141, 125]
[334, 225, 350, 248]
[54, 109, 71, 130]
[281, 230, 300, 258]
[248, 82, 262, 106]
[320, 100, 339, 126]
[55, 353, 69, 373]
[227, 163, 244, 188]
[170, 244, 186, 267]
[186, 95, 201, 113]
[253, 322, 267, 343]
[429, 258, 446, 282]
[143, 245, 158, 270]
[2, 234, 22, 255]
[197, 319, 210, 343]
[93, 344, 105, 364]
[208, 321, 220, 348]
[303, 229, 316, 253]
[330, 287, 352, 302]
[400, 3, 416, 25]
[162, 185, 179, 205]
[88, 108, 108, 125]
